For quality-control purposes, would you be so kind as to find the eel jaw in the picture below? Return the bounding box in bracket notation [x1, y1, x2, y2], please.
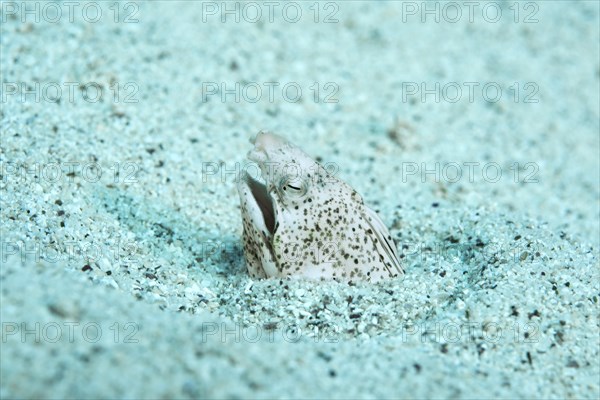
[237, 171, 279, 277]
[237, 171, 276, 237]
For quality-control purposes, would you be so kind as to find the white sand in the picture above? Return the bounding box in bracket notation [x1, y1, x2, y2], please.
[1, 1, 599, 398]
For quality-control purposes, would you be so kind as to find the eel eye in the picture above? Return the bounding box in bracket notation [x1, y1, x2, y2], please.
[278, 176, 308, 198]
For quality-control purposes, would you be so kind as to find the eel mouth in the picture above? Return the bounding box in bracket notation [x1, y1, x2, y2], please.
[239, 171, 276, 236]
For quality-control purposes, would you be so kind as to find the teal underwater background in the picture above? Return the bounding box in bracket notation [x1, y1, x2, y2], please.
[1, 1, 599, 398]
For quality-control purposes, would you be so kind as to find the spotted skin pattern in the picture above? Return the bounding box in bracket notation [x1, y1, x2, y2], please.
[237, 131, 403, 283]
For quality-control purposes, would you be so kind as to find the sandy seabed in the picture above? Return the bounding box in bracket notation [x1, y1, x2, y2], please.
[1, 1, 599, 399]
